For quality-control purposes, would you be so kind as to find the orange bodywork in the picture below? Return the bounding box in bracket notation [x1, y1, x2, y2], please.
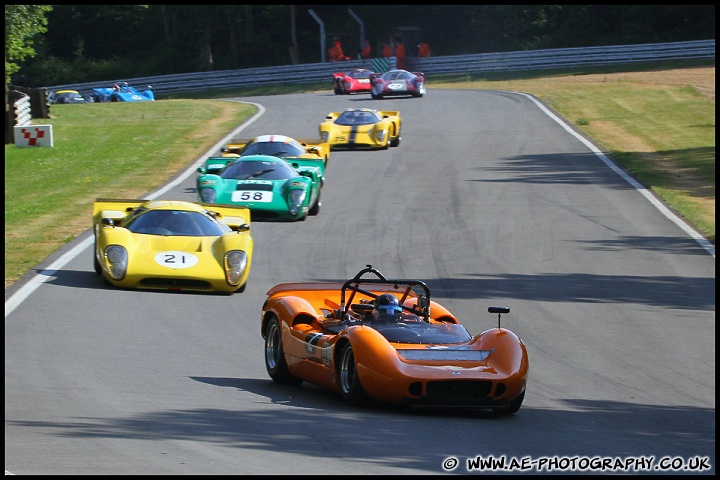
[261, 276, 529, 411]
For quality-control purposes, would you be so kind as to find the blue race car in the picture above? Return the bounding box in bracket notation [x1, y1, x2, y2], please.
[92, 82, 154, 102]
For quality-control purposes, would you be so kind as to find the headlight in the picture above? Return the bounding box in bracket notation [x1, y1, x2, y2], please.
[376, 129, 387, 142]
[320, 131, 329, 141]
[199, 187, 217, 203]
[104, 245, 128, 280]
[225, 250, 248, 285]
[288, 189, 306, 210]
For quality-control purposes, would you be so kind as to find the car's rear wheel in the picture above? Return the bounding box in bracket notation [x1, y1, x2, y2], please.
[264, 317, 302, 385]
[338, 343, 370, 406]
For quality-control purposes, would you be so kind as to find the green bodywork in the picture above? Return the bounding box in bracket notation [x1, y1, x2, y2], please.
[197, 154, 325, 222]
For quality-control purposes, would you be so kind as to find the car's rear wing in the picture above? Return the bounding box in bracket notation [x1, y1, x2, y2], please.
[379, 111, 399, 118]
[200, 157, 234, 174]
[222, 138, 329, 159]
[93, 198, 149, 224]
[92, 198, 250, 232]
[323, 112, 342, 121]
[286, 157, 326, 172]
[200, 203, 251, 231]
[287, 158, 326, 183]
[223, 139, 251, 155]
[294, 137, 329, 150]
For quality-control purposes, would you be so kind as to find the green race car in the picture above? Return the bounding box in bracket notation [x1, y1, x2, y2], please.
[197, 154, 324, 222]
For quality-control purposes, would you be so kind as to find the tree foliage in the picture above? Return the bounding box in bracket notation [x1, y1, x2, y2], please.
[10, 5, 715, 87]
[5, 5, 53, 84]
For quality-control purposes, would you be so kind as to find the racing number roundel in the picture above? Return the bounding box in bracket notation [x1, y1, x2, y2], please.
[155, 251, 199, 269]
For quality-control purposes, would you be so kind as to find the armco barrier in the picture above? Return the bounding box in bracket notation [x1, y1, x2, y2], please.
[43, 39, 714, 97]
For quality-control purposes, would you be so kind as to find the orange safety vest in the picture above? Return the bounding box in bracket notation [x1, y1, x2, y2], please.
[395, 43, 406, 68]
[328, 42, 343, 62]
[361, 43, 372, 59]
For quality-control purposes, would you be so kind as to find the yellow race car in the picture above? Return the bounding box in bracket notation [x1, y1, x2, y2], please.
[220, 134, 330, 167]
[319, 108, 402, 150]
[92, 199, 253, 293]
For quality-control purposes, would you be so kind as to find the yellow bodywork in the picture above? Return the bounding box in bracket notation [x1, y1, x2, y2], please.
[92, 199, 253, 293]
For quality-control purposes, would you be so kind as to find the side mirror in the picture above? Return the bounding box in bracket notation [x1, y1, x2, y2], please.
[101, 218, 115, 226]
[198, 166, 206, 174]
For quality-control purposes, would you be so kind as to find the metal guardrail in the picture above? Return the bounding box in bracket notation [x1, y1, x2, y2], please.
[43, 39, 715, 97]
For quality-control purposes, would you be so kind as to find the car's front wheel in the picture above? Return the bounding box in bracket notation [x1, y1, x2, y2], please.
[309, 190, 321, 216]
[390, 127, 401, 147]
[497, 389, 525, 414]
[265, 317, 302, 385]
[93, 247, 101, 275]
[338, 343, 370, 406]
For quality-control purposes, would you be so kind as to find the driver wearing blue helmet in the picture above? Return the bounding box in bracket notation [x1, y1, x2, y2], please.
[373, 294, 403, 322]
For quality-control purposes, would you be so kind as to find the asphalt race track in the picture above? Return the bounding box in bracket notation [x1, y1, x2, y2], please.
[5, 88, 715, 475]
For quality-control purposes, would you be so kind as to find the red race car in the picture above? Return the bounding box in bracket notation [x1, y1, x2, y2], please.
[370, 69, 426, 99]
[332, 68, 374, 95]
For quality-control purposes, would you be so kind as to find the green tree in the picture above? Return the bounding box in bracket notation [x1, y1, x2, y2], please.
[5, 5, 53, 84]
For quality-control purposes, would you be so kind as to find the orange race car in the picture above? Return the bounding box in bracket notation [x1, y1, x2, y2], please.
[261, 265, 528, 413]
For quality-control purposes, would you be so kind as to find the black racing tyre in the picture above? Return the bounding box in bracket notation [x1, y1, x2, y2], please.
[497, 389, 525, 415]
[93, 245, 101, 275]
[264, 317, 302, 385]
[390, 129, 401, 147]
[338, 343, 370, 406]
[309, 190, 321, 216]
